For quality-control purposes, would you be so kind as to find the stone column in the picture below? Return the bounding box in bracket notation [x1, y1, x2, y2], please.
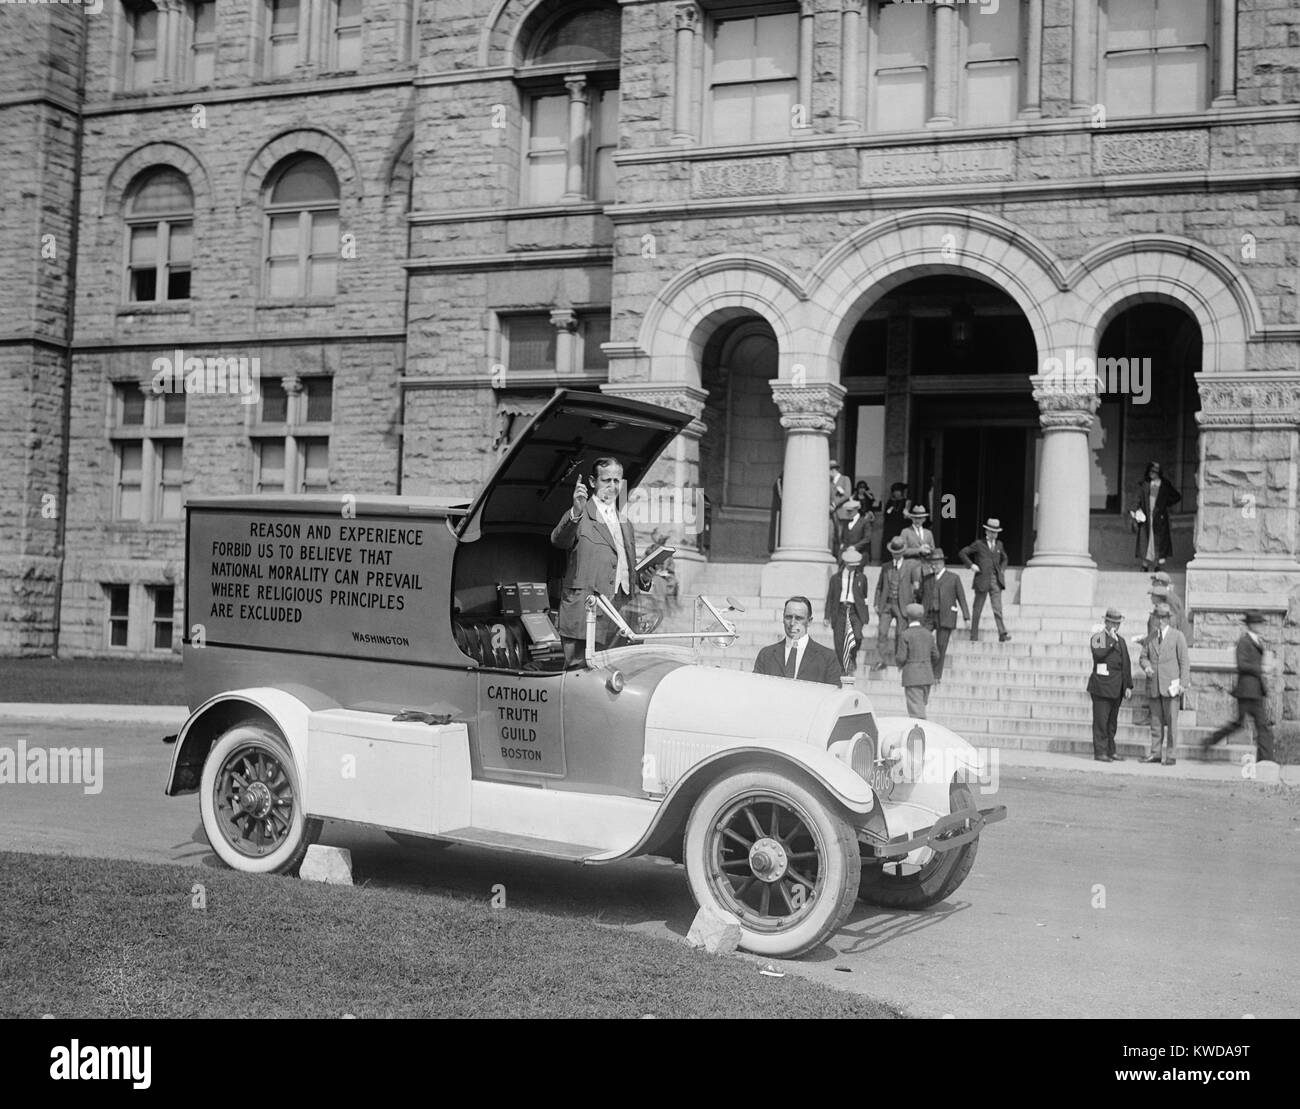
[599, 383, 710, 593]
[671, 3, 700, 145]
[549, 308, 579, 373]
[837, 0, 863, 132]
[760, 380, 844, 600]
[1019, 377, 1098, 607]
[1069, 0, 1097, 115]
[929, 2, 956, 127]
[281, 375, 303, 493]
[157, 0, 183, 84]
[796, 0, 815, 136]
[563, 76, 589, 201]
[1021, 0, 1044, 119]
[1212, 0, 1237, 108]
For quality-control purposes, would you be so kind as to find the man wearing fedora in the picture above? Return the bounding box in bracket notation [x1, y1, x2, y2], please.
[1139, 602, 1190, 765]
[904, 505, 935, 551]
[959, 519, 1011, 643]
[839, 498, 872, 560]
[1203, 611, 1276, 762]
[825, 547, 870, 678]
[896, 602, 940, 718]
[872, 535, 917, 672]
[1087, 608, 1134, 762]
[920, 547, 969, 682]
[1144, 571, 1188, 642]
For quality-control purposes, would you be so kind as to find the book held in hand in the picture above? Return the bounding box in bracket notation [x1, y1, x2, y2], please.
[635, 545, 676, 575]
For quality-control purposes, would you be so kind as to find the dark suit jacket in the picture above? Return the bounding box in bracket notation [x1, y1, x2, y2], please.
[1086, 631, 1133, 699]
[959, 537, 1008, 591]
[896, 623, 939, 686]
[550, 499, 639, 639]
[840, 514, 871, 556]
[1233, 632, 1268, 700]
[825, 568, 870, 627]
[754, 638, 843, 686]
[881, 500, 910, 546]
[873, 558, 917, 614]
[921, 571, 970, 629]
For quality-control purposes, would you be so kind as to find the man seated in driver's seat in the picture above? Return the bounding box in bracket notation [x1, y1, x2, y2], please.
[550, 457, 652, 664]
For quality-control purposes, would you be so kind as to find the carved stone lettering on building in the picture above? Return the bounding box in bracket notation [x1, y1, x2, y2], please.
[859, 142, 1015, 187]
[1093, 130, 1209, 175]
[691, 158, 788, 198]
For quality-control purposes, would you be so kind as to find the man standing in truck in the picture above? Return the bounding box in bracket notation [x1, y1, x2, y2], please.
[551, 457, 650, 663]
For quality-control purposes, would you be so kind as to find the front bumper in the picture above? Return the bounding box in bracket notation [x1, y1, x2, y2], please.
[865, 804, 1007, 859]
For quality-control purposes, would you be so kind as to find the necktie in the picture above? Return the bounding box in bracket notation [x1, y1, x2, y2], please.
[784, 644, 797, 677]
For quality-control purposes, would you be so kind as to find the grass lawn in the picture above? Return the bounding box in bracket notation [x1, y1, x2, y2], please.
[0, 851, 899, 1019]
[0, 658, 184, 705]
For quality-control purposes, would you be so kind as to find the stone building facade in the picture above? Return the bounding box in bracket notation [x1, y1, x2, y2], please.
[1, 1, 1299, 729]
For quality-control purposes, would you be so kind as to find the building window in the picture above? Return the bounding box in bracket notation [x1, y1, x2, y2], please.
[127, 1, 160, 89]
[501, 311, 610, 375]
[106, 585, 132, 648]
[252, 376, 333, 493]
[519, 4, 620, 205]
[150, 585, 175, 650]
[112, 384, 186, 521]
[125, 169, 194, 303]
[707, 8, 799, 144]
[267, 0, 301, 77]
[332, 0, 362, 70]
[264, 156, 339, 298]
[1102, 0, 1211, 116]
[961, 0, 1021, 125]
[189, 0, 216, 85]
[871, 0, 929, 131]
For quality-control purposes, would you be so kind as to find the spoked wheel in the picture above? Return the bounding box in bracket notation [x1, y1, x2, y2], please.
[684, 771, 860, 958]
[858, 781, 980, 909]
[199, 723, 318, 875]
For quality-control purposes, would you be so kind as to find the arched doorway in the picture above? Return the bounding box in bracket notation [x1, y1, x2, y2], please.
[1087, 301, 1202, 568]
[839, 275, 1039, 564]
[698, 315, 783, 561]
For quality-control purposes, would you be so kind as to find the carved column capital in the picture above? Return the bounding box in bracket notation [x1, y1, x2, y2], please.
[549, 308, 579, 334]
[675, 3, 700, 32]
[281, 375, 304, 396]
[771, 380, 846, 434]
[1032, 376, 1099, 430]
[563, 74, 588, 100]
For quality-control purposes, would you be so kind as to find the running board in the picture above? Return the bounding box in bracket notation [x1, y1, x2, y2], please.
[438, 827, 601, 860]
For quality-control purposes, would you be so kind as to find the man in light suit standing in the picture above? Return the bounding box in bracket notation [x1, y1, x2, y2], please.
[1138, 602, 1190, 765]
[754, 596, 843, 686]
[551, 457, 648, 664]
[904, 506, 935, 551]
[920, 547, 969, 682]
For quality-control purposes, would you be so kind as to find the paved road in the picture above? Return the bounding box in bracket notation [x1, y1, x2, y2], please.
[2, 719, 1297, 1018]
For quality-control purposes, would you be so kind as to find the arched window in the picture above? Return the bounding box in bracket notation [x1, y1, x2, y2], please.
[263, 156, 340, 298]
[125, 168, 193, 302]
[519, 4, 621, 205]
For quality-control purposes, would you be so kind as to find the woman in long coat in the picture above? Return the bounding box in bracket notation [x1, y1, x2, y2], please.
[1133, 461, 1181, 571]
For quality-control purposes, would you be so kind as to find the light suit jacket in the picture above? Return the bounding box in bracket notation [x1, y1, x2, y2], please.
[1139, 627, 1190, 698]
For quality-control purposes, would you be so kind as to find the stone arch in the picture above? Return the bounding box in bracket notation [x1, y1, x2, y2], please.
[102, 142, 214, 217]
[240, 128, 362, 208]
[480, 0, 618, 68]
[806, 208, 1067, 372]
[1067, 236, 1262, 375]
[635, 255, 806, 389]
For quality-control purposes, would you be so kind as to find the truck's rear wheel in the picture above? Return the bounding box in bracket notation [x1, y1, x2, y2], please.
[684, 770, 860, 958]
[859, 782, 980, 909]
[200, 723, 317, 875]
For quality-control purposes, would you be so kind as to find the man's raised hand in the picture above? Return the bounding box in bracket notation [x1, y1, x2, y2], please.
[573, 479, 589, 515]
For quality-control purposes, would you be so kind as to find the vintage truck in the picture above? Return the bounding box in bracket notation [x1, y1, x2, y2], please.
[165, 389, 1003, 957]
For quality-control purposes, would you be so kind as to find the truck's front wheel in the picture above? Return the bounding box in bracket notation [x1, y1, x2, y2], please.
[684, 770, 860, 958]
[200, 723, 317, 875]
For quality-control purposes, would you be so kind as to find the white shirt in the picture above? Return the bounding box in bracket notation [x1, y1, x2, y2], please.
[594, 498, 630, 594]
[839, 570, 853, 603]
[784, 633, 809, 674]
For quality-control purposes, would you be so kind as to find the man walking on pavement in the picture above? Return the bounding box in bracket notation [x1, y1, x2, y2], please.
[1139, 602, 1189, 765]
[872, 535, 915, 672]
[897, 602, 939, 719]
[920, 547, 969, 682]
[959, 518, 1011, 643]
[1087, 607, 1133, 762]
[825, 547, 870, 680]
[1203, 611, 1276, 763]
